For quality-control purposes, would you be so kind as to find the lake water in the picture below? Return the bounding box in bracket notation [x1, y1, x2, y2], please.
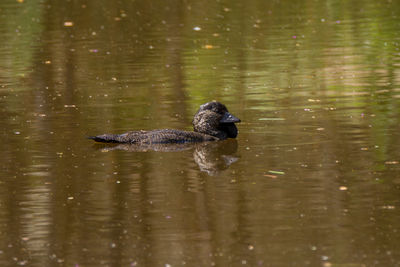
[1, 0, 400, 266]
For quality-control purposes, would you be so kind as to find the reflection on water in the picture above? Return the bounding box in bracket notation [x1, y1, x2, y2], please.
[193, 140, 239, 176]
[96, 140, 239, 176]
[1, 0, 400, 266]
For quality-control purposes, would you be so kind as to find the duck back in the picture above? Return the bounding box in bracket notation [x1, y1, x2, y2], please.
[89, 129, 218, 144]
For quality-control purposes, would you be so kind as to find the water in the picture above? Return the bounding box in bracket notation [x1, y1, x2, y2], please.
[1, 0, 400, 266]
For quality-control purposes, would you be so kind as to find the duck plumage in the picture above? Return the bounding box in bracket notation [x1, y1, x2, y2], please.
[88, 101, 240, 144]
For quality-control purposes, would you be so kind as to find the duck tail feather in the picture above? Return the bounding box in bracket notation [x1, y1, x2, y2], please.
[87, 134, 121, 143]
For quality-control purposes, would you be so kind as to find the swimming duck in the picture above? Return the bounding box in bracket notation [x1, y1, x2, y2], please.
[88, 101, 240, 144]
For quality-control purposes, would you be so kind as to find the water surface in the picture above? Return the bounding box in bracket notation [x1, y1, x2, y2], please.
[1, 0, 400, 266]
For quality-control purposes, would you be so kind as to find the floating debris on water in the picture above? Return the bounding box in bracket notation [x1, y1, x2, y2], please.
[268, 170, 285, 175]
[380, 205, 395, 210]
[263, 174, 277, 179]
[204, 44, 214, 49]
[258, 118, 285, 121]
[64, 21, 74, 27]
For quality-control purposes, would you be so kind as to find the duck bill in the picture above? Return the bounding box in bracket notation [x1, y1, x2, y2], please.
[220, 112, 241, 123]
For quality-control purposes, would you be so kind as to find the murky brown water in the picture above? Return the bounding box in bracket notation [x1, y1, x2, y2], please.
[1, 0, 400, 266]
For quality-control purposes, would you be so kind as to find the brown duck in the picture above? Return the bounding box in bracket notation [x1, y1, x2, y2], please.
[88, 101, 240, 144]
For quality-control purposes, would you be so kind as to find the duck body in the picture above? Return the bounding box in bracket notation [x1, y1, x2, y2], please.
[89, 101, 240, 144]
[89, 129, 218, 144]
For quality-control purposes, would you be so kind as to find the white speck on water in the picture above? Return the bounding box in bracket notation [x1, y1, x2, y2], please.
[258, 118, 285, 121]
[193, 26, 201, 31]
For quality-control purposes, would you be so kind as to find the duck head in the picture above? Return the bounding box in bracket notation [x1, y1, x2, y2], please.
[192, 101, 241, 140]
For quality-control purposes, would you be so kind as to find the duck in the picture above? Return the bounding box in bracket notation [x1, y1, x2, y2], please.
[88, 101, 240, 144]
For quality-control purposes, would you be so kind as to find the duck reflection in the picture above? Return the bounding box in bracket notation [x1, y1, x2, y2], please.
[93, 140, 239, 175]
[192, 140, 238, 176]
